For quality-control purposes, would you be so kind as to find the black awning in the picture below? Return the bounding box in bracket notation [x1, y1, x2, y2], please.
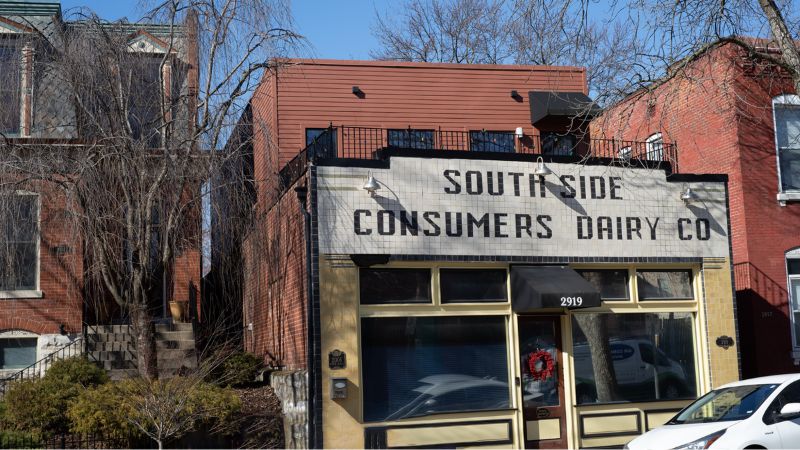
[528, 91, 602, 124]
[510, 265, 601, 312]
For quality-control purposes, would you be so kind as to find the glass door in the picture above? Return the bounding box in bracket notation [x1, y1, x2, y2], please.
[518, 315, 567, 448]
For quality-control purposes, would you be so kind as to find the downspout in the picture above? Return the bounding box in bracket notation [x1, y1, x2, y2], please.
[294, 181, 315, 448]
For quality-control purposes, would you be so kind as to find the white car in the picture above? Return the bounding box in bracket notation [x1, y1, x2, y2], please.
[626, 373, 800, 449]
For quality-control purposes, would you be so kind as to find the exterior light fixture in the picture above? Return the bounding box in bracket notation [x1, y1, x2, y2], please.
[681, 185, 699, 204]
[511, 90, 522, 101]
[515, 127, 524, 138]
[352, 86, 364, 97]
[363, 172, 380, 196]
[534, 156, 553, 177]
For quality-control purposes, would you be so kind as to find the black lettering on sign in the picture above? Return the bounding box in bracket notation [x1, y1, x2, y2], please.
[466, 171, 482, 195]
[487, 172, 504, 196]
[609, 177, 623, 200]
[616, 217, 623, 240]
[494, 213, 509, 238]
[509, 173, 524, 196]
[596, 216, 612, 239]
[560, 175, 576, 198]
[443, 170, 461, 194]
[678, 218, 692, 240]
[399, 211, 418, 236]
[537, 215, 552, 239]
[445, 212, 463, 237]
[354, 210, 372, 235]
[579, 176, 587, 199]
[467, 213, 490, 237]
[377, 210, 395, 235]
[697, 218, 710, 240]
[423, 212, 441, 236]
[645, 217, 659, 240]
[590, 176, 606, 199]
[538, 175, 547, 198]
[515, 214, 532, 238]
[626, 217, 642, 240]
[577, 216, 593, 239]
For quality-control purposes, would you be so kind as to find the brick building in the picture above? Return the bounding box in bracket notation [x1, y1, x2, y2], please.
[0, 1, 201, 378]
[228, 59, 740, 448]
[591, 39, 800, 377]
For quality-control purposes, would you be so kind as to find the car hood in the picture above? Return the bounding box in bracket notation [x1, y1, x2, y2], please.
[626, 422, 733, 450]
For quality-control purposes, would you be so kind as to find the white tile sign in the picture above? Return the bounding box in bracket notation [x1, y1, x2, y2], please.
[316, 157, 730, 258]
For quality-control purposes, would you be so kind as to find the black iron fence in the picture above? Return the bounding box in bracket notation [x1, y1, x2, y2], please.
[304, 125, 678, 168]
[0, 336, 86, 397]
[0, 431, 134, 449]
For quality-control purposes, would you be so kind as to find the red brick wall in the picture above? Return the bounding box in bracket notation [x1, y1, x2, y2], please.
[0, 182, 83, 335]
[242, 174, 308, 369]
[592, 42, 800, 375]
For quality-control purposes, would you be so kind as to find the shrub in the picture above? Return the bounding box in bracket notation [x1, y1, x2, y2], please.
[2, 357, 108, 435]
[43, 356, 108, 387]
[219, 352, 263, 387]
[68, 377, 242, 448]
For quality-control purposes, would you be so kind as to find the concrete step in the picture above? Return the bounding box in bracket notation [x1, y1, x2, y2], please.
[89, 350, 137, 362]
[155, 331, 194, 341]
[85, 325, 132, 334]
[86, 332, 135, 343]
[155, 322, 194, 333]
[156, 349, 196, 361]
[156, 339, 195, 350]
[86, 341, 135, 352]
[96, 359, 137, 371]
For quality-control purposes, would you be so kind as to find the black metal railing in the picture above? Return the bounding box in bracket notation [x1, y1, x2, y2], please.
[304, 125, 678, 169]
[0, 430, 134, 449]
[0, 336, 86, 397]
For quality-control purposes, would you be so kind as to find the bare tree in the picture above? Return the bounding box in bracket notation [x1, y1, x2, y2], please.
[0, 0, 301, 380]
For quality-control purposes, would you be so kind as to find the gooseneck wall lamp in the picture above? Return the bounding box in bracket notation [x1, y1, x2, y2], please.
[681, 185, 699, 204]
[363, 172, 380, 197]
[534, 156, 553, 177]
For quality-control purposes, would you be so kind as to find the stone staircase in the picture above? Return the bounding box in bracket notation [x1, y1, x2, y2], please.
[85, 323, 198, 379]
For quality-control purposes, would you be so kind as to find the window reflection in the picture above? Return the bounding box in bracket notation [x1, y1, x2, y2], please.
[361, 316, 510, 422]
[571, 313, 696, 404]
[637, 270, 693, 300]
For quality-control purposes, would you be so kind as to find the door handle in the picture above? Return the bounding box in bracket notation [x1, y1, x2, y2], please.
[515, 377, 521, 387]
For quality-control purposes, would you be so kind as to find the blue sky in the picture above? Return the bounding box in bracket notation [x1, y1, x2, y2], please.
[55, 0, 385, 60]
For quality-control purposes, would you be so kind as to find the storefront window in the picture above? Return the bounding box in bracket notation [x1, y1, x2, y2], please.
[636, 270, 693, 300]
[571, 313, 696, 404]
[577, 269, 629, 300]
[440, 269, 507, 303]
[360, 268, 431, 304]
[361, 316, 510, 421]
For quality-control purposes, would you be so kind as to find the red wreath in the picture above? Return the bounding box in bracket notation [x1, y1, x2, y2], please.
[527, 350, 555, 381]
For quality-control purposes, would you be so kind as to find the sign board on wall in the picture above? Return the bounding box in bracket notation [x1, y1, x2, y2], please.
[316, 157, 730, 258]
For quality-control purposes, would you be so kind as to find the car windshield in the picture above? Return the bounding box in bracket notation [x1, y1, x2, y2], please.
[669, 384, 779, 424]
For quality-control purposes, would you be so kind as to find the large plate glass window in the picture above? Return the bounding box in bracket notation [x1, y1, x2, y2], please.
[440, 269, 507, 303]
[0, 39, 21, 135]
[773, 95, 800, 192]
[571, 313, 697, 404]
[470, 130, 515, 153]
[788, 254, 800, 346]
[359, 268, 431, 304]
[0, 194, 39, 292]
[0, 338, 37, 370]
[576, 269, 629, 300]
[636, 270, 693, 300]
[387, 129, 434, 150]
[361, 315, 510, 421]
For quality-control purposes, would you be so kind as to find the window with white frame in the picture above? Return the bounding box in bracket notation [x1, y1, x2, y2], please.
[0, 193, 39, 293]
[645, 132, 664, 161]
[788, 250, 800, 347]
[772, 95, 800, 193]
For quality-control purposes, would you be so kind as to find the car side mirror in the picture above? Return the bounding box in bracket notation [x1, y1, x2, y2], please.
[779, 403, 800, 419]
